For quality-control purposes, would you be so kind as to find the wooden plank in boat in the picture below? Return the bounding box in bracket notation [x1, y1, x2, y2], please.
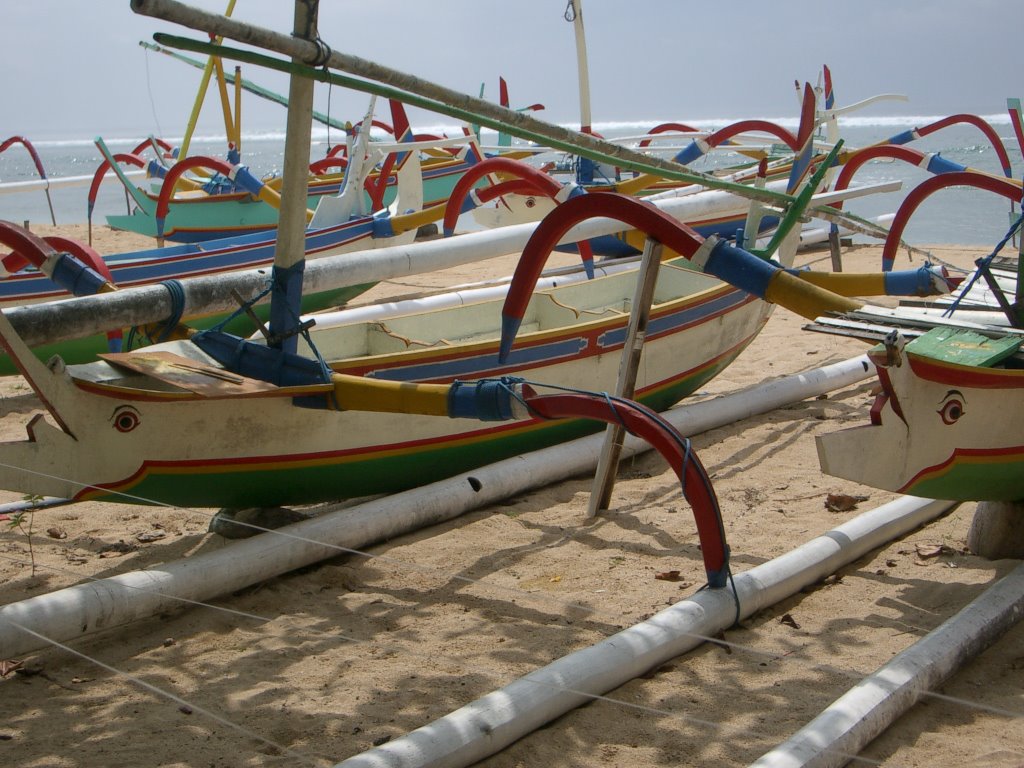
[906, 327, 1022, 367]
[99, 351, 289, 396]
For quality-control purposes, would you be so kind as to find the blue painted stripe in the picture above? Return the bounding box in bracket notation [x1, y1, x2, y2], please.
[925, 154, 966, 175]
[598, 290, 746, 348]
[673, 141, 704, 165]
[367, 336, 588, 381]
[886, 129, 918, 145]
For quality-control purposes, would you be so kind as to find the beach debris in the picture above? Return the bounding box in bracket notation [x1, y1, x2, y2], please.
[45, 527, 66, 539]
[135, 530, 167, 543]
[13, 658, 43, 677]
[911, 543, 959, 565]
[655, 570, 682, 581]
[779, 613, 801, 629]
[0, 659, 23, 677]
[98, 540, 137, 557]
[825, 492, 869, 512]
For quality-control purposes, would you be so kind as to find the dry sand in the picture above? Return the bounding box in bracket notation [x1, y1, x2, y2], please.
[0, 228, 1021, 767]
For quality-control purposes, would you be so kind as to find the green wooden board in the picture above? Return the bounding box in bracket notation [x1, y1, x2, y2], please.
[906, 326, 1022, 367]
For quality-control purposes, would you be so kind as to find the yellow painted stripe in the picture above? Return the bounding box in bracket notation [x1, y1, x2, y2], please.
[332, 373, 451, 415]
[764, 271, 861, 319]
[794, 271, 887, 297]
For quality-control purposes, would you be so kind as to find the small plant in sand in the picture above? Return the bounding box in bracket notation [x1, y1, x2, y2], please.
[8, 494, 45, 576]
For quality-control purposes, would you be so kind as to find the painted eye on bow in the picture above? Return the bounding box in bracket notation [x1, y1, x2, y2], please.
[937, 396, 965, 425]
[110, 406, 141, 433]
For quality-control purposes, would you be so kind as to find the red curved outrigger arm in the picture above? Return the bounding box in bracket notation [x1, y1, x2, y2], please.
[903, 114, 1013, 178]
[882, 172, 1024, 270]
[87, 152, 147, 218]
[520, 386, 729, 587]
[0, 221, 123, 348]
[1, 135, 56, 225]
[638, 122, 700, 149]
[503, 195, 703, 335]
[154, 155, 236, 222]
[442, 156, 593, 271]
[309, 156, 348, 175]
[830, 145, 937, 209]
[0, 135, 48, 180]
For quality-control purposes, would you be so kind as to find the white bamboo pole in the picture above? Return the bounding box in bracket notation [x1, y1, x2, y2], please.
[0, 355, 874, 658]
[749, 562, 1024, 768]
[0, 171, 147, 195]
[334, 494, 958, 768]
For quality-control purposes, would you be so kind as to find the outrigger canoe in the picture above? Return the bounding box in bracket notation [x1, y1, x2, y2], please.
[0, 245, 784, 509]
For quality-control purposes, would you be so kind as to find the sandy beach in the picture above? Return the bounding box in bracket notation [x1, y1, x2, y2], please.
[0, 227, 1021, 767]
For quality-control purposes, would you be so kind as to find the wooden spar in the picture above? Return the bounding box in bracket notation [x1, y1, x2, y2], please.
[178, 0, 236, 158]
[131, 0, 803, 210]
[587, 239, 662, 518]
[211, 55, 236, 149]
[569, 0, 592, 133]
[267, 0, 317, 352]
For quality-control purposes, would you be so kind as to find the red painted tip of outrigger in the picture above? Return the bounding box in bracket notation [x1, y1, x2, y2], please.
[522, 385, 729, 587]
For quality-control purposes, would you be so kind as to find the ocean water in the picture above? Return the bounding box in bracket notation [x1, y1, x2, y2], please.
[1, 115, 1020, 251]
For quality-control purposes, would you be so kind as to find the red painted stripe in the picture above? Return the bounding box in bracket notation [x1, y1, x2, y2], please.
[907, 353, 1024, 389]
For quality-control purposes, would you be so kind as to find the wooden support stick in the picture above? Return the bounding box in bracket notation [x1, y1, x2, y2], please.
[828, 225, 843, 272]
[586, 239, 662, 518]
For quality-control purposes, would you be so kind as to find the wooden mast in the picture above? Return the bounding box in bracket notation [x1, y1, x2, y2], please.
[569, 0, 591, 134]
[267, 0, 318, 353]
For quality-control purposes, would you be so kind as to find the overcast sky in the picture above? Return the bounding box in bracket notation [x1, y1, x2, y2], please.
[4, 1, 1022, 142]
